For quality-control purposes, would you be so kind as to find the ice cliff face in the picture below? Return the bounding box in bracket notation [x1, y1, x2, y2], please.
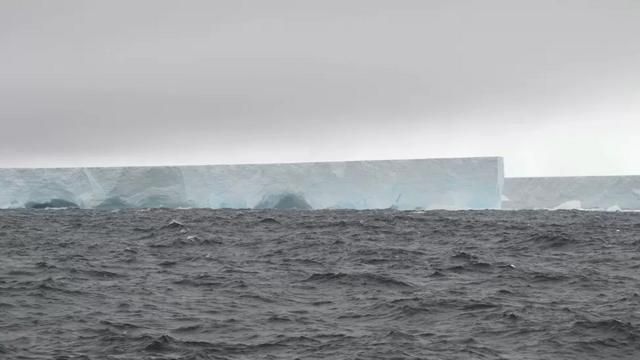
[0, 167, 189, 209]
[503, 176, 640, 210]
[0, 157, 504, 210]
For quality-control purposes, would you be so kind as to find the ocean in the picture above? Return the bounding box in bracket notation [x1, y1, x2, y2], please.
[1, 209, 639, 359]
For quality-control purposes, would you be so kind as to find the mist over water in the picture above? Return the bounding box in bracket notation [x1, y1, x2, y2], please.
[2, 208, 639, 359]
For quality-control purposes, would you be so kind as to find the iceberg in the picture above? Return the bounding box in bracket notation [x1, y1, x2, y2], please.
[254, 193, 313, 210]
[25, 198, 79, 209]
[552, 200, 582, 210]
[607, 205, 622, 212]
[503, 176, 640, 210]
[0, 157, 504, 210]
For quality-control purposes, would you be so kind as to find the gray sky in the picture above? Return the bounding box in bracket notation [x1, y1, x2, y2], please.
[1, 0, 639, 177]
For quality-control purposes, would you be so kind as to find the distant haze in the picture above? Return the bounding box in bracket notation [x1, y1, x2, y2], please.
[1, 1, 639, 177]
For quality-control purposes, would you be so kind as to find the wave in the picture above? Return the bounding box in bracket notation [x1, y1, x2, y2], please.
[302, 272, 414, 288]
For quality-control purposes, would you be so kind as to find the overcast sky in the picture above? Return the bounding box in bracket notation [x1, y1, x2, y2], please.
[1, 1, 638, 176]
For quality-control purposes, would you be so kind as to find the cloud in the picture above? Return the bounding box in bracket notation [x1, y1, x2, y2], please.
[1, 0, 639, 175]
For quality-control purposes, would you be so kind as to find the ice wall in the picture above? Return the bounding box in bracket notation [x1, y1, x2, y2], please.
[503, 176, 640, 210]
[0, 157, 504, 210]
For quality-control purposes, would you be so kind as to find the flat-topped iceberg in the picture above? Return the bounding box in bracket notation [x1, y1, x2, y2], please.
[0, 157, 504, 210]
[503, 176, 640, 210]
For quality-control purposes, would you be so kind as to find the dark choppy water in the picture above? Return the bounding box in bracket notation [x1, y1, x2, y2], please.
[1, 209, 640, 359]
